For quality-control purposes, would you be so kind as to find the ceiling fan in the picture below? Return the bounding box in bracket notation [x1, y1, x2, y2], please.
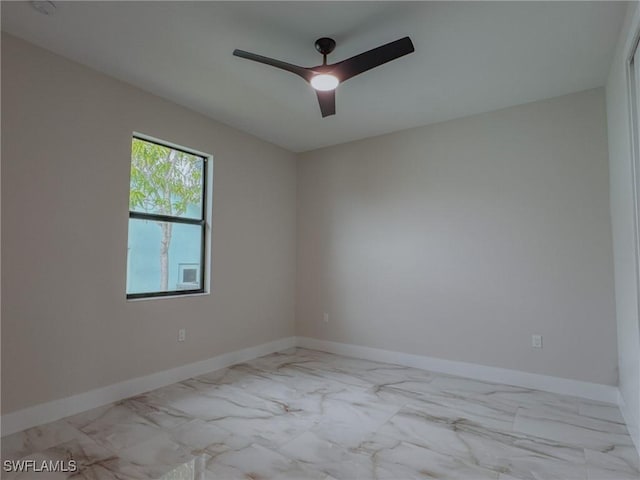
[233, 36, 415, 118]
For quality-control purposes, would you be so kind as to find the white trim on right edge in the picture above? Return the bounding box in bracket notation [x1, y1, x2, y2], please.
[618, 389, 640, 456]
[296, 337, 619, 404]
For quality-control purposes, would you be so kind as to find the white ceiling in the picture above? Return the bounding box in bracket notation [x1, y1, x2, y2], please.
[1, 1, 628, 152]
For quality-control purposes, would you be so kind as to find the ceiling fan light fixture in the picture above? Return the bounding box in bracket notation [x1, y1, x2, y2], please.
[233, 36, 414, 116]
[310, 74, 339, 91]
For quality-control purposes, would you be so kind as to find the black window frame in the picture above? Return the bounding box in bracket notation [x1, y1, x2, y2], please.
[127, 135, 208, 300]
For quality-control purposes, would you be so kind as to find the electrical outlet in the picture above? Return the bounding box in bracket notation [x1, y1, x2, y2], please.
[323, 313, 329, 323]
[531, 334, 542, 349]
[178, 328, 186, 342]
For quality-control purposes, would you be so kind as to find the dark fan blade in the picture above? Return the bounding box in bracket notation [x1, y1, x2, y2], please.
[233, 49, 314, 82]
[331, 37, 414, 82]
[316, 90, 336, 117]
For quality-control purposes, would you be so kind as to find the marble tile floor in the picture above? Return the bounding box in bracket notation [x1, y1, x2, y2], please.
[2, 347, 638, 479]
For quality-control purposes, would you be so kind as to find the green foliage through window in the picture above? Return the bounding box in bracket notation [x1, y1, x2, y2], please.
[130, 138, 203, 218]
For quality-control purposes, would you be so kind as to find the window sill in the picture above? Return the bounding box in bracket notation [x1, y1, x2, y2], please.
[126, 291, 210, 302]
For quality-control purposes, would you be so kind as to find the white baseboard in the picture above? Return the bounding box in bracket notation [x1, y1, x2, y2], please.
[296, 337, 620, 405]
[618, 390, 640, 457]
[1, 336, 297, 437]
[1, 335, 623, 438]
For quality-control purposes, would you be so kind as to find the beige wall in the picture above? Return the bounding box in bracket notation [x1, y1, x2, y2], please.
[1, 33, 622, 417]
[605, 2, 640, 450]
[297, 88, 618, 386]
[1, 34, 297, 414]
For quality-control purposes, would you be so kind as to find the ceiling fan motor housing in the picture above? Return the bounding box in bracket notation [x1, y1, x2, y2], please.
[315, 37, 337, 56]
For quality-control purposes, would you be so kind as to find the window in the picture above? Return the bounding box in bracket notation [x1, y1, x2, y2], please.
[126, 136, 208, 299]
